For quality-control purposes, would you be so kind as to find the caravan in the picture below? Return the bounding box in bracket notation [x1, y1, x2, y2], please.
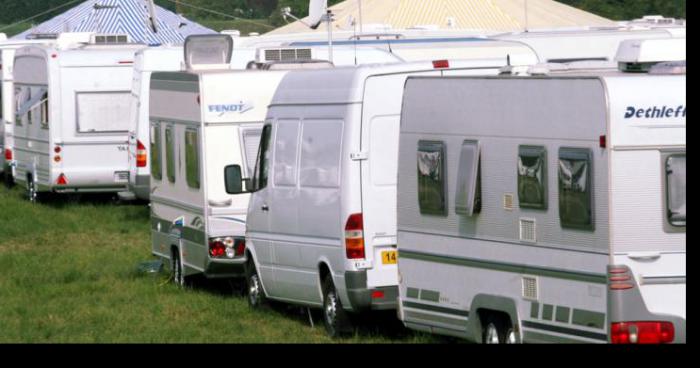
[12, 40, 145, 201]
[241, 53, 537, 337]
[395, 39, 685, 343]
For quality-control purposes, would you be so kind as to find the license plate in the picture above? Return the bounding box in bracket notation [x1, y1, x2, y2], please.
[381, 250, 397, 265]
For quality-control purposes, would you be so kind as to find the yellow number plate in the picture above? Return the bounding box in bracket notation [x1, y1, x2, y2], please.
[381, 250, 397, 265]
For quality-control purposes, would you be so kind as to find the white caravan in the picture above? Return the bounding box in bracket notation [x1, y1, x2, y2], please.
[12, 41, 145, 201]
[395, 41, 685, 343]
[1, 33, 93, 184]
[148, 36, 331, 286]
[126, 46, 184, 201]
[242, 54, 537, 337]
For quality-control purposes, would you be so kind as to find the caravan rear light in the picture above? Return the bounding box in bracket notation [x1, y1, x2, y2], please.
[56, 173, 68, 186]
[54, 155, 61, 163]
[611, 322, 674, 344]
[599, 135, 607, 148]
[234, 238, 246, 257]
[433, 60, 450, 69]
[371, 290, 385, 299]
[209, 236, 244, 259]
[345, 213, 365, 259]
[608, 265, 635, 290]
[209, 238, 226, 258]
[136, 140, 147, 168]
[4, 149, 12, 161]
[54, 146, 61, 154]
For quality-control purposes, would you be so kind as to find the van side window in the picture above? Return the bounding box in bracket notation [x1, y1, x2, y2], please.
[273, 120, 300, 186]
[417, 140, 447, 216]
[518, 146, 547, 209]
[558, 147, 593, 230]
[299, 120, 342, 188]
[150, 123, 162, 181]
[252, 124, 272, 191]
[165, 126, 176, 184]
[455, 140, 481, 216]
[665, 153, 686, 228]
[185, 129, 200, 189]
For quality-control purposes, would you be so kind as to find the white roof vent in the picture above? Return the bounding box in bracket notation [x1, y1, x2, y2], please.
[615, 38, 686, 72]
[184, 34, 233, 71]
[256, 47, 314, 63]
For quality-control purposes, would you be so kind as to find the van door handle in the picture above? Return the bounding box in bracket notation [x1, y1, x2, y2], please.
[627, 252, 661, 261]
[261, 204, 269, 212]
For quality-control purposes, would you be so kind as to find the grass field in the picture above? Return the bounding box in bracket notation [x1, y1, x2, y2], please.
[0, 183, 446, 343]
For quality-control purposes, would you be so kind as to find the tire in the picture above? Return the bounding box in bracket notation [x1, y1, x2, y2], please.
[505, 326, 517, 344]
[322, 276, 351, 338]
[245, 259, 267, 309]
[482, 315, 510, 344]
[3, 169, 14, 188]
[171, 249, 187, 287]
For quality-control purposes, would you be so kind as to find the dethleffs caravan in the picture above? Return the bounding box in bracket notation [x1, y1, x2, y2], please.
[148, 36, 331, 286]
[12, 40, 146, 201]
[239, 54, 537, 337]
[395, 39, 685, 343]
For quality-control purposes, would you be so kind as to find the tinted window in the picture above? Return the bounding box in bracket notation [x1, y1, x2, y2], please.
[273, 120, 300, 187]
[150, 123, 162, 180]
[518, 146, 547, 209]
[455, 140, 481, 216]
[165, 126, 175, 184]
[665, 154, 686, 227]
[417, 140, 447, 216]
[558, 147, 593, 230]
[185, 129, 200, 189]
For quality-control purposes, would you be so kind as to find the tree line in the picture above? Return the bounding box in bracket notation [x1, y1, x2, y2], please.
[0, 0, 686, 27]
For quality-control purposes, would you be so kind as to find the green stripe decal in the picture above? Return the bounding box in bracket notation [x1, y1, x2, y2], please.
[406, 287, 420, 299]
[530, 302, 540, 319]
[556, 306, 571, 323]
[572, 309, 606, 330]
[402, 301, 470, 318]
[419, 289, 440, 302]
[151, 217, 205, 244]
[399, 250, 607, 284]
[542, 304, 554, 321]
[522, 321, 607, 341]
[404, 311, 467, 329]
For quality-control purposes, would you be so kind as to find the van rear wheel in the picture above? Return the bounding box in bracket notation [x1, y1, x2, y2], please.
[246, 259, 267, 309]
[322, 276, 351, 338]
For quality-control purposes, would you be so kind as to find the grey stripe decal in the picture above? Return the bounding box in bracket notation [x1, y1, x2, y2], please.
[399, 250, 607, 284]
[150, 195, 205, 215]
[523, 330, 591, 344]
[542, 304, 554, 321]
[641, 276, 686, 285]
[402, 301, 470, 317]
[522, 320, 608, 341]
[404, 311, 467, 330]
[152, 217, 205, 244]
[406, 287, 420, 299]
[219, 216, 247, 224]
[419, 289, 440, 302]
[571, 309, 606, 330]
[151, 79, 199, 93]
[556, 306, 571, 323]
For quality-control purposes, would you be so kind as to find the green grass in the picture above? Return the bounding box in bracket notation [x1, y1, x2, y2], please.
[0, 23, 33, 37]
[0, 184, 446, 343]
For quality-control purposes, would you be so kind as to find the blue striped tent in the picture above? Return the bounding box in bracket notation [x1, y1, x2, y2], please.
[12, 0, 216, 45]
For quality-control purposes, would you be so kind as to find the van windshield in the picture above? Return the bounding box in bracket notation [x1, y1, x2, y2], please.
[666, 154, 686, 227]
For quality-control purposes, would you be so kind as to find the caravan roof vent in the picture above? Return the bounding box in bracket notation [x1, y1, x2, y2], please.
[184, 34, 233, 71]
[258, 47, 313, 63]
[92, 34, 130, 44]
[615, 38, 685, 72]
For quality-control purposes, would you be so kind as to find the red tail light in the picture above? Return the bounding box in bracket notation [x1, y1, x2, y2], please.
[234, 238, 246, 257]
[209, 239, 226, 258]
[611, 322, 675, 344]
[56, 173, 68, 186]
[136, 140, 147, 168]
[432, 60, 450, 69]
[371, 290, 385, 299]
[4, 149, 12, 161]
[345, 213, 365, 259]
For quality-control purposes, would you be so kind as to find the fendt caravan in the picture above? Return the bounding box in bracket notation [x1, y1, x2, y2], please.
[1, 33, 93, 186]
[12, 40, 146, 201]
[242, 54, 537, 337]
[395, 39, 685, 343]
[148, 36, 332, 287]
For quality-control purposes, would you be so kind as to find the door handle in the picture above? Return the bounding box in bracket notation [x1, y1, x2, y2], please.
[628, 252, 661, 261]
[261, 204, 269, 212]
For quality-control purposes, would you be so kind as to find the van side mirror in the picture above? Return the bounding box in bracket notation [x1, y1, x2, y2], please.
[224, 165, 249, 194]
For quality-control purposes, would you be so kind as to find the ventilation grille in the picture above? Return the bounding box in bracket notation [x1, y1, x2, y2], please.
[263, 48, 313, 62]
[93, 34, 129, 44]
[503, 193, 514, 211]
[522, 276, 538, 300]
[519, 218, 536, 242]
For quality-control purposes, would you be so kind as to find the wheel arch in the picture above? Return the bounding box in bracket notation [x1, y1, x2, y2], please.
[468, 294, 521, 343]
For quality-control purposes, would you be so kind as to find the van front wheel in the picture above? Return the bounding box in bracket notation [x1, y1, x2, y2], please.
[246, 260, 267, 309]
[322, 277, 350, 338]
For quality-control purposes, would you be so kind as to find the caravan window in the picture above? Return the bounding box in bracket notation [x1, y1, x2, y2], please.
[251, 124, 272, 191]
[165, 126, 176, 184]
[558, 147, 593, 230]
[14, 86, 28, 127]
[665, 154, 686, 228]
[417, 140, 447, 216]
[518, 146, 547, 209]
[76, 92, 131, 133]
[273, 120, 300, 187]
[150, 123, 162, 181]
[185, 129, 200, 189]
[242, 128, 262, 178]
[39, 91, 49, 129]
[455, 140, 481, 216]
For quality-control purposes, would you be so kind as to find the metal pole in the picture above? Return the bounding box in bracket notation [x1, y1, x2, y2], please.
[524, 0, 529, 32]
[358, 0, 363, 34]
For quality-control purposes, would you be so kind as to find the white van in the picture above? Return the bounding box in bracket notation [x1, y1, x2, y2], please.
[395, 40, 685, 343]
[12, 41, 145, 201]
[241, 54, 537, 337]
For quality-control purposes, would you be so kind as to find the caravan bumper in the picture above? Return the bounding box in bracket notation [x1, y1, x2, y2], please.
[205, 257, 246, 279]
[344, 271, 398, 311]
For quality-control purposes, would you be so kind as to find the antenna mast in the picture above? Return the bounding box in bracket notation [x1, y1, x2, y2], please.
[358, 0, 363, 34]
[524, 0, 529, 32]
